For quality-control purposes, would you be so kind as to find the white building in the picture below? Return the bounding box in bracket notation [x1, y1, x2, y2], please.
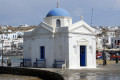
[0, 31, 24, 51]
[111, 38, 120, 48]
[101, 31, 120, 49]
[0, 31, 23, 40]
[0, 25, 8, 29]
[19, 24, 29, 27]
[96, 37, 103, 50]
[108, 26, 118, 31]
[23, 7, 96, 69]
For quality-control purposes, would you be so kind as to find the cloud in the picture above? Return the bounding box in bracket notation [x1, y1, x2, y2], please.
[112, 0, 120, 10]
[0, 0, 120, 26]
[72, 8, 83, 17]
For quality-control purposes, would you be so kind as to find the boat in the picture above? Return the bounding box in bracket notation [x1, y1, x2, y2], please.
[110, 54, 120, 60]
[0, 55, 9, 60]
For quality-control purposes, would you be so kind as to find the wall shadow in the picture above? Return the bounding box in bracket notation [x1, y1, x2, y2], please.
[0, 66, 64, 80]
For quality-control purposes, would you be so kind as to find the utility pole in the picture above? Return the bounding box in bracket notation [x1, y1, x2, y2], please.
[1, 40, 4, 66]
[91, 8, 93, 26]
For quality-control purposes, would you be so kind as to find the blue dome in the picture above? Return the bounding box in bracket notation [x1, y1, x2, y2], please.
[46, 8, 71, 17]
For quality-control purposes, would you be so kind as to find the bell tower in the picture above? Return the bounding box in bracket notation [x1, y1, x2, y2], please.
[44, 2, 72, 28]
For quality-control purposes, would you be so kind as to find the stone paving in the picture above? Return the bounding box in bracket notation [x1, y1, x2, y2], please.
[35, 62, 120, 80]
[1, 61, 120, 80]
[97, 62, 120, 70]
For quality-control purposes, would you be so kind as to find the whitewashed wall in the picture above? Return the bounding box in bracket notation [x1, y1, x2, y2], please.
[68, 33, 96, 69]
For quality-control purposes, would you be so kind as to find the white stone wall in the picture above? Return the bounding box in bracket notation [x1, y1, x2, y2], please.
[68, 33, 96, 69]
[23, 33, 69, 68]
[44, 16, 72, 28]
[54, 33, 69, 68]
[24, 35, 53, 67]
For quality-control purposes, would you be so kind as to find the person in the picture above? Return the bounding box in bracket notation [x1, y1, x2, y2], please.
[105, 51, 110, 60]
[7, 58, 11, 66]
[116, 52, 119, 63]
[116, 52, 119, 56]
[102, 51, 107, 66]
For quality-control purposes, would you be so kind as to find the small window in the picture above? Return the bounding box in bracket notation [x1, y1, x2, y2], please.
[40, 46, 45, 59]
[81, 48, 84, 55]
[56, 19, 61, 27]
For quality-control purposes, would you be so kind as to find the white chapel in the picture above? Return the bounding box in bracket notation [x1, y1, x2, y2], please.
[23, 5, 96, 69]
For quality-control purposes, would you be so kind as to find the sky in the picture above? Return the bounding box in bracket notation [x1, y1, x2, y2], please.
[0, 0, 120, 26]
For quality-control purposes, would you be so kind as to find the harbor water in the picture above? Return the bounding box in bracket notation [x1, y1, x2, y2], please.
[0, 74, 42, 80]
[0, 56, 23, 66]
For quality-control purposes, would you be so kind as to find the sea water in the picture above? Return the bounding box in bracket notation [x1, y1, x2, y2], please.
[9, 56, 23, 66]
[0, 56, 43, 80]
[0, 74, 42, 80]
[0, 56, 23, 66]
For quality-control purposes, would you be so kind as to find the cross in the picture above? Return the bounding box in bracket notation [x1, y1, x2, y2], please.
[57, 1, 59, 8]
[81, 16, 83, 20]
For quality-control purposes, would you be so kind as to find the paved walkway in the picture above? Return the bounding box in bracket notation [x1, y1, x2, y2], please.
[34, 62, 120, 80]
[98, 62, 120, 70]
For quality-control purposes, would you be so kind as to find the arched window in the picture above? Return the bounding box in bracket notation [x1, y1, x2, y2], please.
[56, 19, 61, 27]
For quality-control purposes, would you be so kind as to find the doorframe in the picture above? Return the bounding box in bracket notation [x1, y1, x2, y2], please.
[77, 38, 89, 67]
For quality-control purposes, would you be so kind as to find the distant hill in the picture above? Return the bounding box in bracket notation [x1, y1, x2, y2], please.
[0, 25, 36, 33]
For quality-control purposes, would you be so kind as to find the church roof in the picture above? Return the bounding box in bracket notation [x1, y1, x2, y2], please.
[46, 8, 71, 17]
